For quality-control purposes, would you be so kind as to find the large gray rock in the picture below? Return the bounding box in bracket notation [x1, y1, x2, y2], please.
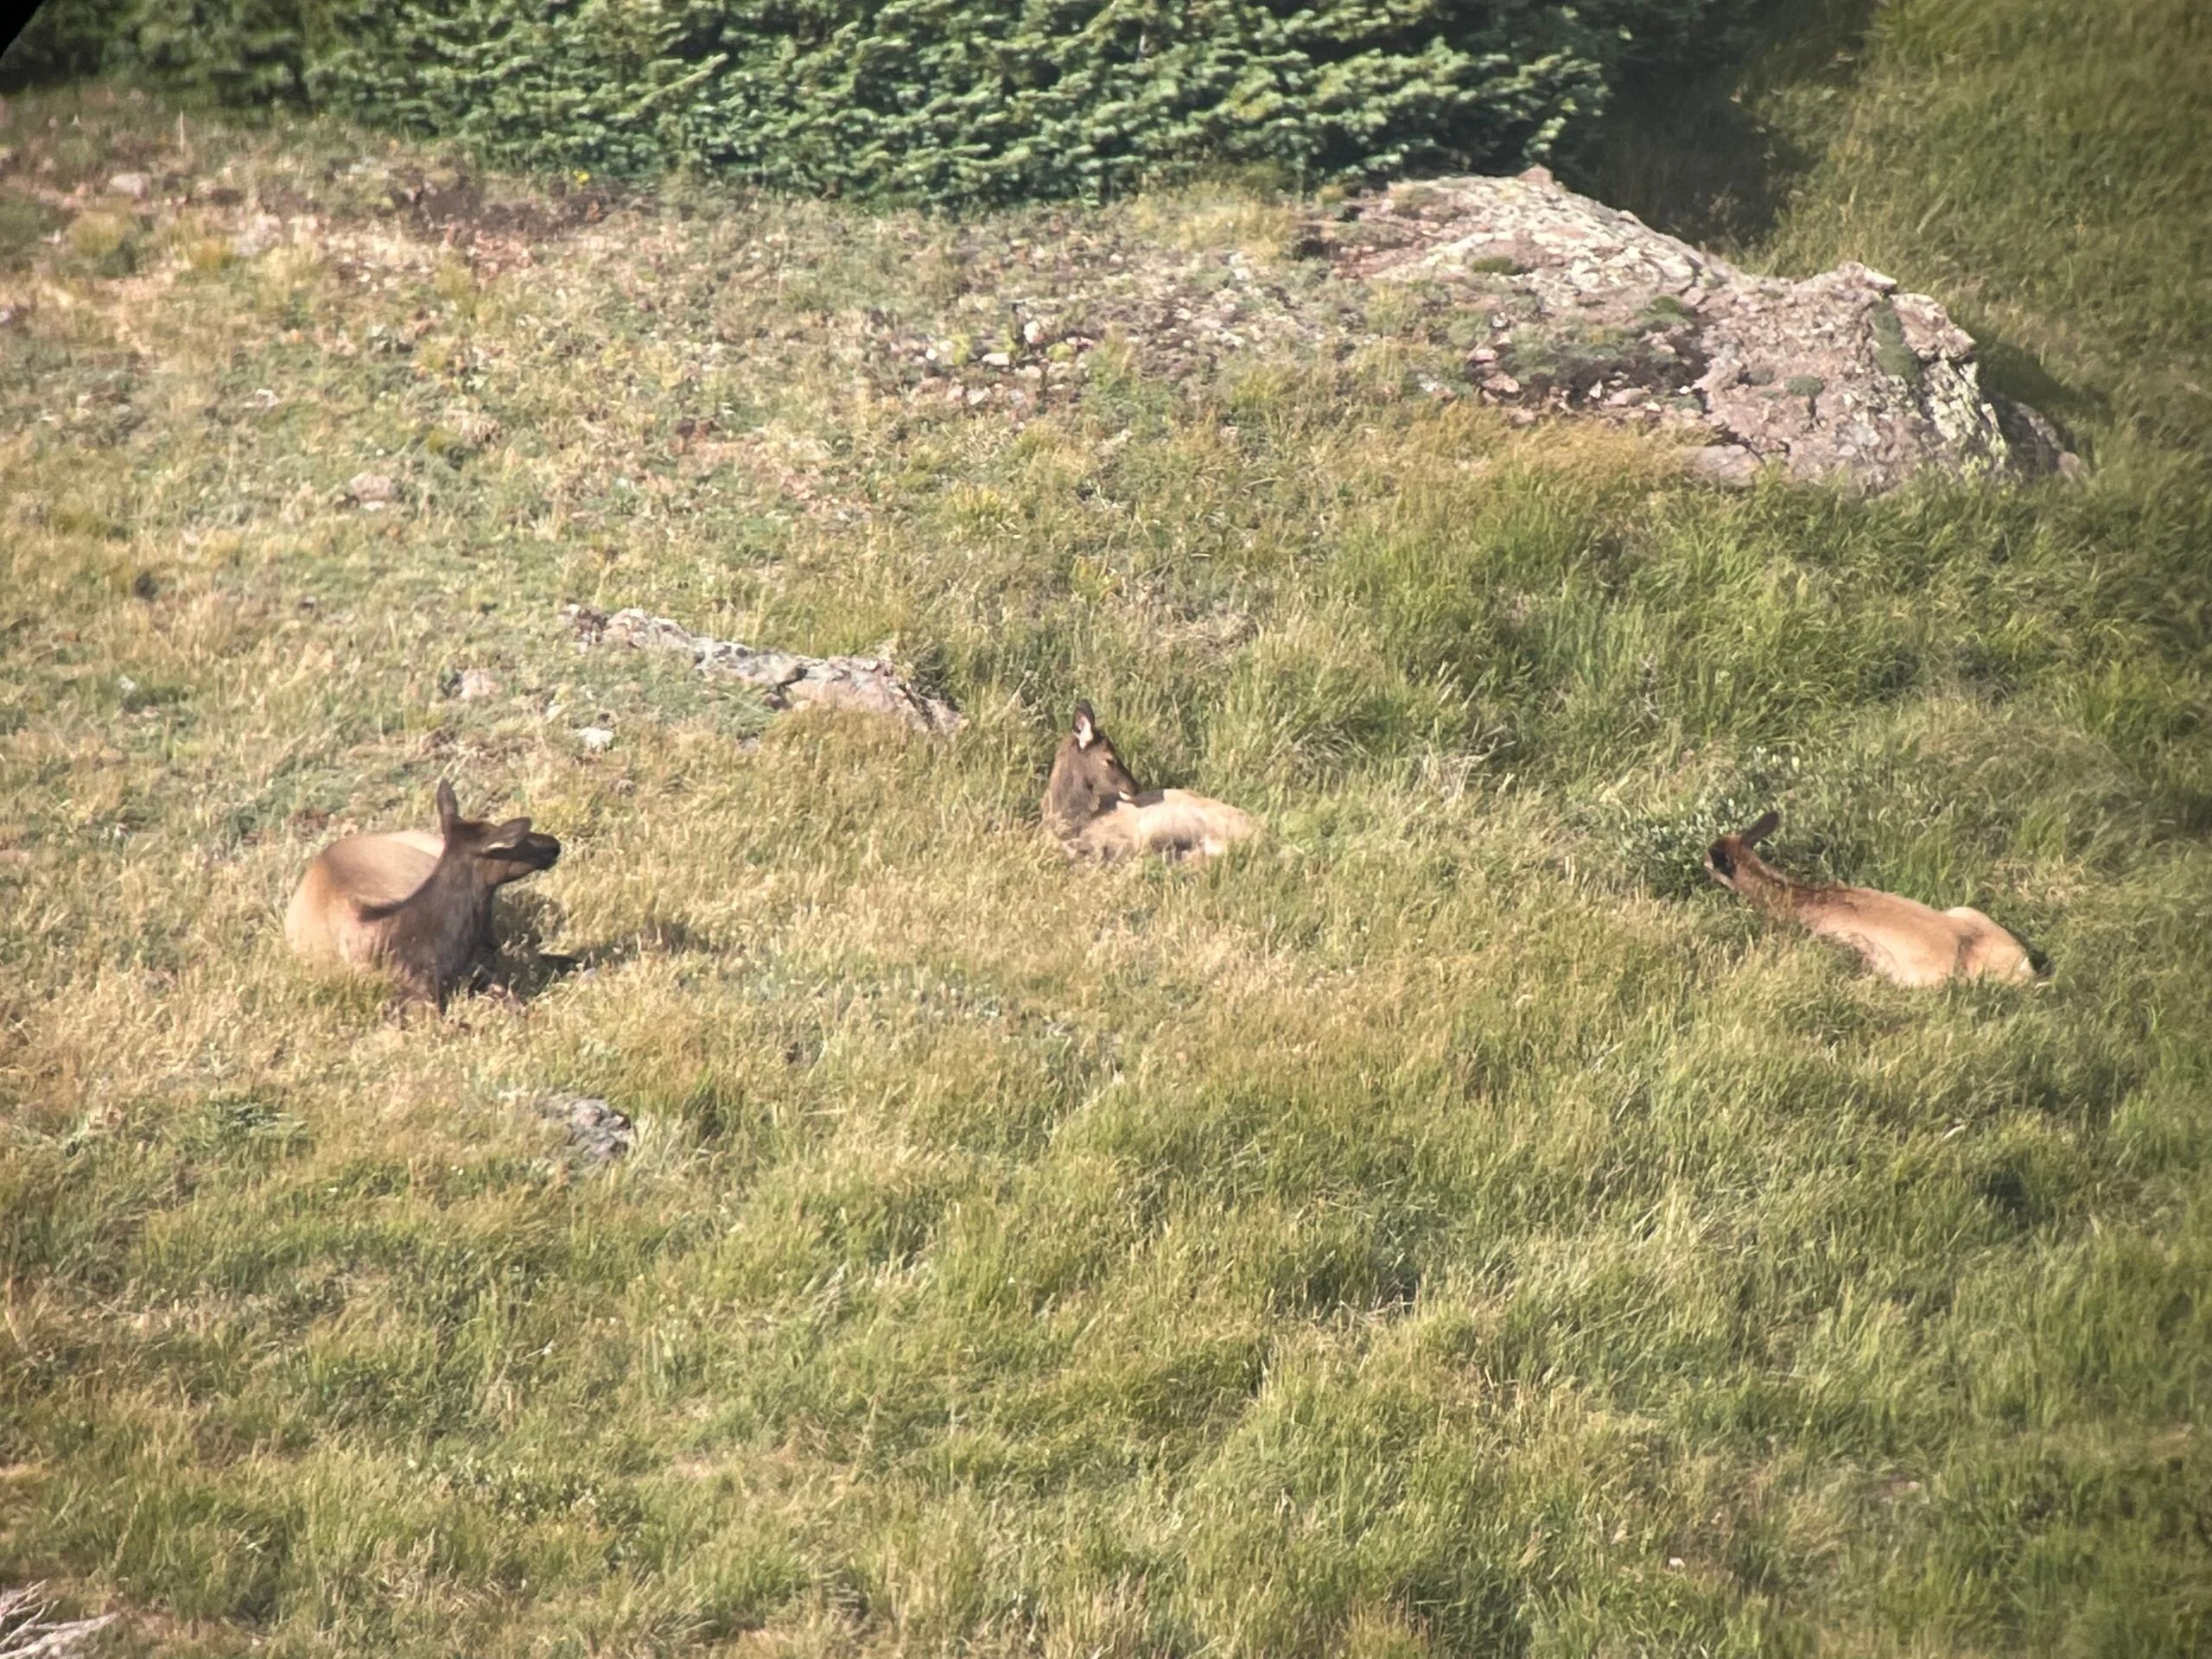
[1315, 168, 2075, 492]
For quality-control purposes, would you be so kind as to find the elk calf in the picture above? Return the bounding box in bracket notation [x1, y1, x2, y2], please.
[286, 782, 561, 1007]
[1043, 702, 1258, 862]
[1704, 811, 2035, 987]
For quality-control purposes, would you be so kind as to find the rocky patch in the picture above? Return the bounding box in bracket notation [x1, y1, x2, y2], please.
[528, 1093, 635, 1166]
[563, 605, 961, 734]
[836, 168, 2072, 491]
[848, 227, 1328, 421]
[0, 1584, 114, 1657]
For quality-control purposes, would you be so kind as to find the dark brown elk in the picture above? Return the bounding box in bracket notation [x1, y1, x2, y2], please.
[1043, 702, 1257, 862]
[1705, 811, 2035, 987]
[285, 782, 560, 1007]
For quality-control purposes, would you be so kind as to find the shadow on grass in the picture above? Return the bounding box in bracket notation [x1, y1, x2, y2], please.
[481, 947, 588, 1004]
[1560, 0, 1880, 251]
[474, 893, 721, 1002]
[1976, 333, 2108, 457]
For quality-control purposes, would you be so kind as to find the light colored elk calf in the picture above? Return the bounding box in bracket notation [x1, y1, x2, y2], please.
[285, 782, 561, 1007]
[1704, 811, 2036, 987]
[1043, 702, 1258, 863]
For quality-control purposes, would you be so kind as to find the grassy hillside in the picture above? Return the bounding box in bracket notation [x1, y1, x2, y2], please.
[3, 2, 2210, 1653]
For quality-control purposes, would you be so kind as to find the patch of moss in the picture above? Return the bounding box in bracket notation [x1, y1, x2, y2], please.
[1869, 302, 1924, 390]
[1466, 255, 1527, 276]
[1784, 374, 1826, 398]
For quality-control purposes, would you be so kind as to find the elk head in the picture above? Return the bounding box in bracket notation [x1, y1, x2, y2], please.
[1704, 810, 1781, 893]
[430, 779, 562, 891]
[1044, 701, 1143, 835]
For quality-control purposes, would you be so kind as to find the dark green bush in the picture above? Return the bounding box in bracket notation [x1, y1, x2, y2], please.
[3, 0, 1744, 204]
[3, 0, 130, 86]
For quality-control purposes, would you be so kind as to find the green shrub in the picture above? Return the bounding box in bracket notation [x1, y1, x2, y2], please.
[4, 0, 1746, 204]
[0, 0, 128, 86]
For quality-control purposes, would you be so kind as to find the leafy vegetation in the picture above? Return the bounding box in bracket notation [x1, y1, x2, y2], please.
[3, 0, 2210, 1652]
[5, 0, 1745, 204]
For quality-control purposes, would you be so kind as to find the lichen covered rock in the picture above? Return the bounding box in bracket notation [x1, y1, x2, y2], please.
[1314, 168, 2075, 491]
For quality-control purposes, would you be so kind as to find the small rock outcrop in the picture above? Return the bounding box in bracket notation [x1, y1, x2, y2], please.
[0, 1584, 115, 1657]
[530, 1092, 634, 1165]
[563, 605, 961, 734]
[1313, 169, 2076, 491]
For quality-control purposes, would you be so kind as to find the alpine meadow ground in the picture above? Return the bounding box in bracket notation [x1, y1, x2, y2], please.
[3, 1, 2211, 1653]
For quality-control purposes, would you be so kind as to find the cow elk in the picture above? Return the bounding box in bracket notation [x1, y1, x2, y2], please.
[1043, 702, 1258, 862]
[285, 781, 561, 1007]
[1704, 811, 2036, 987]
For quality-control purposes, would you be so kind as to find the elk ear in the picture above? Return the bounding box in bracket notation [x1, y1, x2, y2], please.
[1742, 810, 1780, 846]
[435, 780, 461, 836]
[481, 817, 532, 852]
[1072, 702, 1098, 749]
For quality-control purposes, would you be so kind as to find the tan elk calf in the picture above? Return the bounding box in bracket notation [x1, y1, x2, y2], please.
[1704, 811, 2035, 987]
[1043, 702, 1259, 862]
[285, 781, 561, 1007]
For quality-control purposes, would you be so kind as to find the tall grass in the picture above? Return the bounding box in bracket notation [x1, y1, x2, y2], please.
[3, 4, 2211, 1650]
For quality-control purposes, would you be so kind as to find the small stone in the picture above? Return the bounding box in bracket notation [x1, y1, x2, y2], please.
[980, 351, 1012, 368]
[456, 667, 499, 701]
[231, 213, 283, 258]
[107, 171, 149, 200]
[530, 1093, 635, 1164]
[345, 471, 396, 505]
[575, 725, 614, 752]
[1021, 320, 1045, 345]
[1685, 444, 1761, 488]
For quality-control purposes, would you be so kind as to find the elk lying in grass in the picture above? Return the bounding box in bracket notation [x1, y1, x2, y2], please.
[285, 782, 561, 1007]
[1704, 811, 2036, 987]
[1044, 702, 1258, 862]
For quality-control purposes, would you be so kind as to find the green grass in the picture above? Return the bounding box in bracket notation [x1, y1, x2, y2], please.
[3, 3, 2212, 1649]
